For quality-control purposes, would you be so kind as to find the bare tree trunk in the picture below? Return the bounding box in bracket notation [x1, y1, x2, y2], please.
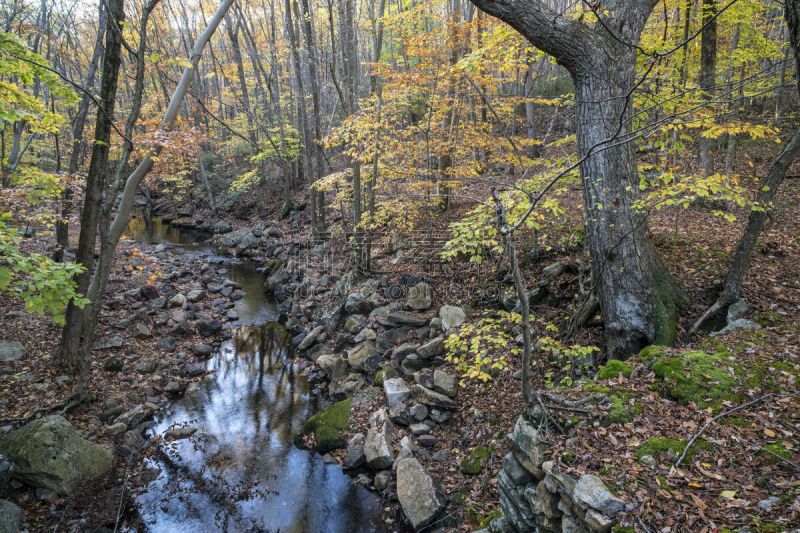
[470, 0, 689, 357]
[53, 1, 106, 262]
[691, 0, 800, 335]
[56, 0, 124, 369]
[697, 0, 717, 176]
[67, 0, 235, 400]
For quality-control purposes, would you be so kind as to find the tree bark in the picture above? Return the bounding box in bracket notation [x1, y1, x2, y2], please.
[469, 0, 689, 358]
[697, 0, 717, 176]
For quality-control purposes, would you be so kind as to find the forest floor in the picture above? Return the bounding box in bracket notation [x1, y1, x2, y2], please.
[1, 135, 800, 532]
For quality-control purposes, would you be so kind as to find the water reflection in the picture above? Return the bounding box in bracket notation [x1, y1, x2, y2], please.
[137, 325, 390, 533]
[126, 211, 210, 248]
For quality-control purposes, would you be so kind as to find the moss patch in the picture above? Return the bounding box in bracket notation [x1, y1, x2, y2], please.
[759, 442, 793, 463]
[293, 397, 353, 452]
[460, 445, 492, 475]
[651, 351, 739, 409]
[634, 437, 713, 461]
[597, 359, 633, 380]
[374, 366, 398, 387]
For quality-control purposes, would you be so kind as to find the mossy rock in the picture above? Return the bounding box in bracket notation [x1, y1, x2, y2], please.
[602, 395, 642, 425]
[459, 445, 491, 475]
[651, 351, 739, 409]
[634, 437, 713, 461]
[374, 366, 398, 387]
[756, 311, 786, 327]
[635, 345, 668, 363]
[293, 397, 353, 452]
[597, 359, 633, 380]
[581, 383, 642, 425]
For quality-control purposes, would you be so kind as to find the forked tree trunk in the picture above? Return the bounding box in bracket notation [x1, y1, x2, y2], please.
[56, 0, 124, 369]
[469, 0, 689, 358]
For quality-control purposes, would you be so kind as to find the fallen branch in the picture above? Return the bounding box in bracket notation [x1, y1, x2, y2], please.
[734, 435, 800, 471]
[675, 392, 793, 467]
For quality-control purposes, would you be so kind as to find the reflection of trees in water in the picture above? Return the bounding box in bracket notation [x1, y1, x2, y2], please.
[143, 323, 388, 532]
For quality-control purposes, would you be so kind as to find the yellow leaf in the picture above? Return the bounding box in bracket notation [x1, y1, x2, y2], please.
[720, 490, 736, 499]
[688, 483, 701, 488]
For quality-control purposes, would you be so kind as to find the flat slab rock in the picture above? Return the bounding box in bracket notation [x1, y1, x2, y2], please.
[396, 457, 447, 531]
[572, 474, 626, 516]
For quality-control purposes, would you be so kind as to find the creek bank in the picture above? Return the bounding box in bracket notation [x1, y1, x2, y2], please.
[0, 212, 292, 531]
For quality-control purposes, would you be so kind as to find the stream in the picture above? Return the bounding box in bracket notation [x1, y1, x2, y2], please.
[124, 211, 391, 532]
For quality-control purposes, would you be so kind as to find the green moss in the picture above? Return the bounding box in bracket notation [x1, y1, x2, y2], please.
[477, 509, 502, 528]
[657, 475, 671, 490]
[651, 351, 739, 409]
[582, 382, 612, 395]
[293, 397, 353, 452]
[636, 345, 668, 362]
[760, 443, 792, 462]
[603, 395, 634, 425]
[597, 359, 633, 380]
[612, 525, 635, 533]
[634, 437, 713, 460]
[460, 445, 491, 475]
[373, 366, 398, 387]
[719, 417, 752, 427]
[756, 311, 786, 327]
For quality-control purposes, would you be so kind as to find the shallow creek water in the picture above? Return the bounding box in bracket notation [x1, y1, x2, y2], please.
[124, 212, 390, 532]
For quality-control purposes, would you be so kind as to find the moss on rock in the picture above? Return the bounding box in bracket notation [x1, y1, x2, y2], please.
[460, 445, 491, 475]
[293, 397, 353, 452]
[651, 351, 739, 409]
[597, 359, 633, 380]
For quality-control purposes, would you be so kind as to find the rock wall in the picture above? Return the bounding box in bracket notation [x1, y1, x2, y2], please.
[487, 408, 626, 533]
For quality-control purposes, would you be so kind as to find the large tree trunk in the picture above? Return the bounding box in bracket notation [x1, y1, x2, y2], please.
[469, 0, 688, 358]
[573, 56, 689, 358]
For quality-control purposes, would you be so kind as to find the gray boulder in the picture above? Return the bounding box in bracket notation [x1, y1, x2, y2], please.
[347, 341, 379, 371]
[297, 325, 325, 352]
[417, 337, 444, 359]
[0, 415, 113, 495]
[0, 454, 10, 489]
[186, 289, 206, 303]
[411, 384, 457, 409]
[344, 293, 368, 315]
[0, 499, 21, 533]
[364, 409, 394, 470]
[211, 221, 232, 234]
[433, 370, 457, 398]
[406, 282, 433, 310]
[396, 457, 447, 531]
[439, 305, 466, 331]
[0, 342, 25, 362]
[572, 474, 626, 516]
[316, 354, 349, 381]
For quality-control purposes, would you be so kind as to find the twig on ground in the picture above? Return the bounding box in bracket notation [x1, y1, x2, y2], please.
[675, 393, 775, 467]
[734, 435, 800, 471]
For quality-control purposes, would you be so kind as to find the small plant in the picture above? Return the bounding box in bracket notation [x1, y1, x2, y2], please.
[445, 310, 519, 383]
